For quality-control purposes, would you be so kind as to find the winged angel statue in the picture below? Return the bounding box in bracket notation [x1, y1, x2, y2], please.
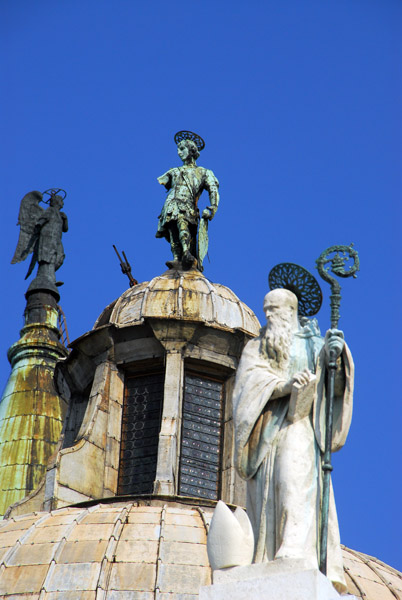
[11, 190, 68, 292]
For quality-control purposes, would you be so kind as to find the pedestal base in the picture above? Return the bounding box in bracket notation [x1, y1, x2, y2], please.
[200, 561, 358, 600]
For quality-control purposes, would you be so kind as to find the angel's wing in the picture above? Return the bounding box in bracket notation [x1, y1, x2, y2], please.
[11, 191, 44, 264]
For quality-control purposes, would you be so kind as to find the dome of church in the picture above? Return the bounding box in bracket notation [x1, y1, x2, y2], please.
[94, 268, 260, 337]
[0, 499, 400, 599]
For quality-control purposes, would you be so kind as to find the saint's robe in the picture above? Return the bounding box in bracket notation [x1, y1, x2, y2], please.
[233, 321, 354, 593]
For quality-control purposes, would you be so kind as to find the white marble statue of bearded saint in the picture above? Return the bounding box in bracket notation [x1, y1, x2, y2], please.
[233, 288, 354, 594]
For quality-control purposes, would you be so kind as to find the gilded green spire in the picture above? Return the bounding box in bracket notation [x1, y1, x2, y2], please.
[0, 290, 68, 515]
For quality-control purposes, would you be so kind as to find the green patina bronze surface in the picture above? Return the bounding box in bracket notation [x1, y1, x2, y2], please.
[316, 244, 360, 329]
[11, 189, 68, 299]
[0, 289, 68, 516]
[315, 243, 360, 575]
[156, 132, 219, 271]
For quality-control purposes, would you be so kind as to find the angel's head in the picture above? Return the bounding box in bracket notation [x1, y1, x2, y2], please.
[50, 195, 64, 209]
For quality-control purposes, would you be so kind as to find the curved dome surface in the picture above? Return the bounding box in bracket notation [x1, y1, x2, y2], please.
[94, 269, 261, 337]
[0, 500, 400, 599]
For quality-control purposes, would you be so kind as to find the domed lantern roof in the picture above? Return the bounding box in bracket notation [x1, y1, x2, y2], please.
[0, 499, 400, 599]
[94, 268, 260, 337]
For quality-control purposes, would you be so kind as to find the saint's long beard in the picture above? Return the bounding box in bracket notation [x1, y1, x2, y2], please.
[260, 315, 293, 373]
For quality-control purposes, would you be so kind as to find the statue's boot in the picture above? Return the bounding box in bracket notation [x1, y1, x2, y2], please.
[166, 233, 183, 269]
[182, 250, 197, 269]
[178, 223, 196, 269]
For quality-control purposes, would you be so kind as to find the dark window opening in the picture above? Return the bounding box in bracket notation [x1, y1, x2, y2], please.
[179, 373, 224, 500]
[62, 383, 91, 449]
[117, 373, 164, 495]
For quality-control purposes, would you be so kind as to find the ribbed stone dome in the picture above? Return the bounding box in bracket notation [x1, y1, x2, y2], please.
[0, 499, 400, 599]
[94, 268, 260, 337]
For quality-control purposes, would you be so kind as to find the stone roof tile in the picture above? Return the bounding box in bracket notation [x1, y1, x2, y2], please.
[65, 522, 115, 542]
[43, 562, 101, 592]
[28, 524, 70, 544]
[5, 542, 57, 566]
[163, 524, 206, 544]
[157, 563, 210, 594]
[57, 540, 109, 564]
[127, 510, 162, 524]
[114, 539, 159, 563]
[0, 564, 48, 594]
[109, 562, 156, 591]
[120, 522, 161, 541]
[160, 540, 209, 566]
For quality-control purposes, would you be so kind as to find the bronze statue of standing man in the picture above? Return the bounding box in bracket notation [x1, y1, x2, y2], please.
[156, 131, 219, 270]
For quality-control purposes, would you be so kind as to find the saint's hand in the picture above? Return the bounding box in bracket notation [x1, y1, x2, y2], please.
[273, 369, 312, 397]
[324, 329, 345, 363]
[290, 368, 312, 388]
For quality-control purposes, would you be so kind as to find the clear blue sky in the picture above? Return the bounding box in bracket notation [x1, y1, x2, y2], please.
[1, 0, 401, 570]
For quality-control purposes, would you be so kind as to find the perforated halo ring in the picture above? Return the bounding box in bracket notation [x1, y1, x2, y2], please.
[174, 131, 205, 151]
[268, 262, 323, 317]
[42, 188, 67, 204]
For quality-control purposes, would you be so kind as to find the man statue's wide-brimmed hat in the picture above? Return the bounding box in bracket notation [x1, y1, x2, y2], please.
[174, 131, 205, 151]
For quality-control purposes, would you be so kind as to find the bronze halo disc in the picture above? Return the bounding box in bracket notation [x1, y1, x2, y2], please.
[42, 188, 67, 204]
[268, 263, 323, 317]
[174, 131, 205, 151]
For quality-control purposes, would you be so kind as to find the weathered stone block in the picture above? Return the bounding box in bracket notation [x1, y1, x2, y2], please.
[88, 407, 108, 449]
[109, 562, 156, 591]
[6, 541, 56, 566]
[108, 399, 122, 441]
[0, 564, 48, 594]
[127, 511, 161, 524]
[160, 540, 209, 566]
[83, 511, 120, 524]
[59, 441, 105, 499]
[104, 465, 118, 493]
[0, 528, 30, 548]
[28, 525, 68, 545]
[203, 563, 356, 600]
[43, 561, 101, 591]
[158, 563, 211, 594]
[165, 512, 204, 528]
[114, 539, 159, 563]
[55, 484, 91, 507]
[120, 523, 161, 541]
[114, 337, 163, 364]
[66, 522, 114, 542]
[109, 367, 125, 405]
[57, 540, 108, 563]
[163, 524, 206, 544]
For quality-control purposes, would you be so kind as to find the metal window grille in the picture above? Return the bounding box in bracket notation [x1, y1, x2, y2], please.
[179, 373, 224, 500]
[117, 373, 163, 495]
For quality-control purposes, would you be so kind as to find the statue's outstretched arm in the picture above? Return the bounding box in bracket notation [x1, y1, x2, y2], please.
[157, 170, 172, 191]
